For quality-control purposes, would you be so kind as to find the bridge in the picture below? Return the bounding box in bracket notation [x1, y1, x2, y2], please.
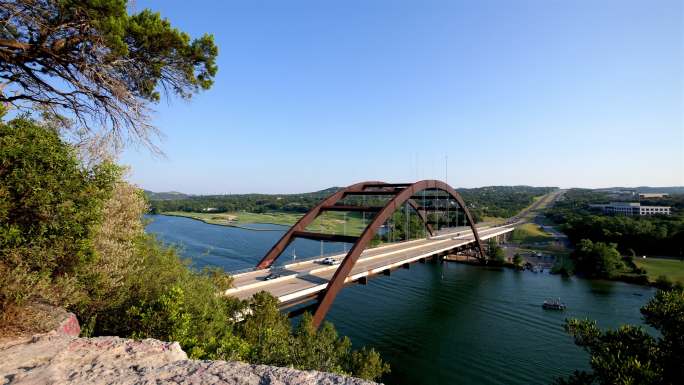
[227, 180, 520, 327]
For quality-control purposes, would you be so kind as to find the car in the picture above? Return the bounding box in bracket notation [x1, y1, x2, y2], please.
[264, 273, 281, 281]
[321, 257, 339, 265]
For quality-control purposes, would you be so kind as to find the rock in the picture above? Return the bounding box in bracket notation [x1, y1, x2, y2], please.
[0, 304, 79, 342]
[54, 311, 80, 337]
[0, 333, 378, 385]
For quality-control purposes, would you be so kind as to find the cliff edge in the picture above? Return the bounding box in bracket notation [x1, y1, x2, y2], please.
[0, 310, 379, 385]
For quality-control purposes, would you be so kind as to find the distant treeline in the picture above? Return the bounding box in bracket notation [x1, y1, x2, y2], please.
[147, 185, 556, 222]
[546, 189, 684, 257]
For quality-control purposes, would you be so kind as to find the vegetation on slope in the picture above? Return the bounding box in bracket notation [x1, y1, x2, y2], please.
[148, 186, 556, 224]
[0, 118, 388, 381]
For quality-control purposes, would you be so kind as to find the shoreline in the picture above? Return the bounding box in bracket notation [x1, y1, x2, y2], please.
[442, 256, 669, 289]
[157, 212, 289, 232]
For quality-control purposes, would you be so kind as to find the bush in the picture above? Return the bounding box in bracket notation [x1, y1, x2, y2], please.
[556, 288, 684, 384]
[0, 117, 389, 381]
[487, 239, 506, 266]
[571, 239, 624, 278]
[513, 253, 523, 267]
[0, 117, 117, 313]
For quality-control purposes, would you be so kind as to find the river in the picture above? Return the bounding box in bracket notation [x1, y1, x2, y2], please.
[146, 214, 655, 385]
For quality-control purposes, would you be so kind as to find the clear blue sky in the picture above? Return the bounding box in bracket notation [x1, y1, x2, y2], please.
[122, 0, 683, 194]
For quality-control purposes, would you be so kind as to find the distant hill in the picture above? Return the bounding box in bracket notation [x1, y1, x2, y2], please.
[144, 190, 193, 200]
[308, 187, 342, 197]
[634, 186, 684, 194]
[147, 185, 555, 221]
[595, 186, 684, 194]
[145, 187, 343, 201]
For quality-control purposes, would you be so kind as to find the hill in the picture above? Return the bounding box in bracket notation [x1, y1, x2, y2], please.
[144, 190, 193, 200]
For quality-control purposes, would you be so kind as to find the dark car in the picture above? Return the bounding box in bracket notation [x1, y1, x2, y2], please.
[264, 273, 281, 281]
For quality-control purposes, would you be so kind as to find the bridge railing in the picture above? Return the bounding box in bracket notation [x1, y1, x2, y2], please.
[227, 249, 349, 276]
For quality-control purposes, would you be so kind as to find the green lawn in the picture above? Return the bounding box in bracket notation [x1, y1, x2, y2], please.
[162, 211, 366, 234]
[634, 258, 684, 284]
[510, 223, 552, 244]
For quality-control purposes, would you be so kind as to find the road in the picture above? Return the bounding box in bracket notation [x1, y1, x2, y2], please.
[226, 225, 515, 306]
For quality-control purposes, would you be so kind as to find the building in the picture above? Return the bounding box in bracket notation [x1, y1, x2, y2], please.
[589, 202, 671, 216]
[639, 193, 669, 199]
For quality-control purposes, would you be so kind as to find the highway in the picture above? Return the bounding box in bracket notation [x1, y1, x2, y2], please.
[226, 224, 515, 306]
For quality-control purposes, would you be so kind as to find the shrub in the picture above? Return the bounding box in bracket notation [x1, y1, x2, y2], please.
[0, 117, 117, 314]
[571, 239, 624, 278]
[0, 117, 389, 381]
[556, 288, 684, 384]
[487, 239, 506, 266]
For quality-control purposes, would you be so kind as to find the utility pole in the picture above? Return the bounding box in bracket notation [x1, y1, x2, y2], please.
[445, 154, 449, 228]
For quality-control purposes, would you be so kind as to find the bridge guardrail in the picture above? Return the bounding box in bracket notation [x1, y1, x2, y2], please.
[227, 249, 348, 276]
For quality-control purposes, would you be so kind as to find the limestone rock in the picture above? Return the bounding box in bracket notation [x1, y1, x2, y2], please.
[0, 332, 378, 385]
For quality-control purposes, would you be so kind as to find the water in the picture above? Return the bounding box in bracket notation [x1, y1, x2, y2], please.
[146, 214, 348, 270]
[146, 215, 655, 385]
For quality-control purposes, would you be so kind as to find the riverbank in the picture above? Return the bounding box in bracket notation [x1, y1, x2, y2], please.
[445, 251, 684, 291]
[634, 257, 684, 285]
[162, 211, 287, 231]
[161, 211, 366, 233]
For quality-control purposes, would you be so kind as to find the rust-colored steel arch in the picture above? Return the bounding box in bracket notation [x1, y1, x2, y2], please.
[256, 181, 434, 269]
[310, 180, 485, 327]
[254, 180, 486, 328]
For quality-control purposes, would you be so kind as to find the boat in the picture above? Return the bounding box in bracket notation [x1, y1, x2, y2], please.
[542, 298, 566, 310]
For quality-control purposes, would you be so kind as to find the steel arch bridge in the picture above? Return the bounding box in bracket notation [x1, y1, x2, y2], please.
[255, 180, 486, 327]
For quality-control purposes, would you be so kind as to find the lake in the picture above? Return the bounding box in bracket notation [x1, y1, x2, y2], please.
[146, 214, 654, 385]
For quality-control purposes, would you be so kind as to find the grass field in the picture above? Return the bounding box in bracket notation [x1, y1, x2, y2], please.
[634, 258, 684, 284]
[163, 211, 366, 234]
[510, 223, 553, 244]
[481, 216, 506, 225]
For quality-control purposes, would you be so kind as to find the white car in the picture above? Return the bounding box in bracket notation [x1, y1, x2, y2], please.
[321, 257, 340, 265]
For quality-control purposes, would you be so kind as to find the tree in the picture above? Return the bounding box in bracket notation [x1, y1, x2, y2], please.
[513, 253, 524, 268]
[571, 239, 624, 278]
[555, 288, 684, 385]
[0, 0, 218, 149]
[487, 238, 506, 265]
[0, 117, 117, 312]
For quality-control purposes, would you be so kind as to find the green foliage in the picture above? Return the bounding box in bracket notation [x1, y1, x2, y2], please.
[0, 117, 117, 310]
[203, 266, 235, 291]
[546, 189, 684, 257]
[1, 0, 218, 147]
[458, 186, 556, 219]
[77, 230, 257, 362]
[556, 288, 684, 385]
[347, 346, 392, 381]
[148, 186, 556, 225]
[513, 253, 523, 267]
[571, 239, 624, 278]
[487, 239, 506, 266]
[237, 296, 389, 381]
[551, 256, 575, 277]
[238, 291, 292, 366]
[0, 119, 388, 381]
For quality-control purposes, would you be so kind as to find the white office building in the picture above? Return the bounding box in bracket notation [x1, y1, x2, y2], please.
[639, 193, 669, 199]
[589, 202, 671, 216]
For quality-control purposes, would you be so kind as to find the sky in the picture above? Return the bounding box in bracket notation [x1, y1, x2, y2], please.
[121, 0, 684, 194]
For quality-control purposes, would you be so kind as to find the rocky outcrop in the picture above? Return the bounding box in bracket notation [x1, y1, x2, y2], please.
[0, 311, 379, 385]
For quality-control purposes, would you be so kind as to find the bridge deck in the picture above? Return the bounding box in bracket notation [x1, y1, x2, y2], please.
[226, 225, 514, 306]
